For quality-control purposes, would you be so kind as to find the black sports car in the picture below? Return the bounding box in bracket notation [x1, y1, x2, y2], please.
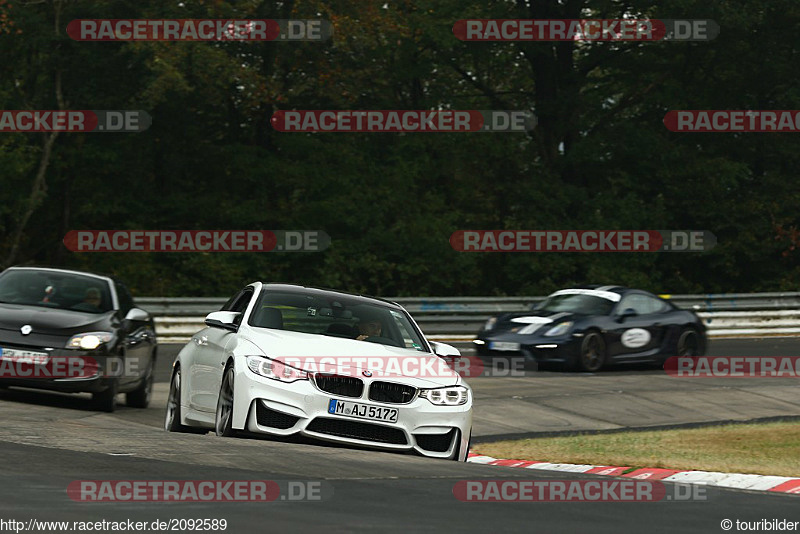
[0, 266, 157, 411]
[474, 285, 707, 372]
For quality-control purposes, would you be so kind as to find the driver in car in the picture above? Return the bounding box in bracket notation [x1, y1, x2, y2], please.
[356, 318, 383, 341]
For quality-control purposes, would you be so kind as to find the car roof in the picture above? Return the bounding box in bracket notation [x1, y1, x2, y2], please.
[565, 285, 669, 299]
[259, 283, 403, 310]
[568, 284, 628, 295]
[5, 265, 116, 283]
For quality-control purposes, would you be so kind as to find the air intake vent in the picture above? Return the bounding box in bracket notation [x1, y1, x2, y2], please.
[256, 403, 300, 429]
[415, 429, 457, 452]
[306, 418, 407, 445]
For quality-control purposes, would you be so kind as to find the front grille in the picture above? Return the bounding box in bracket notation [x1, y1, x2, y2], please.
[0, 330, 64, 348]
[306, 417, 407, 445]
[415, 429, 457, 453]
[314, 374, 363, 398]
[368, 381, 417, 404]
[256, 403, 300, 429]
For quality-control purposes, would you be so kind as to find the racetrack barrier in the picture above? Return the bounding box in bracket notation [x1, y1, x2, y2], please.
[136, 293, 800, 343]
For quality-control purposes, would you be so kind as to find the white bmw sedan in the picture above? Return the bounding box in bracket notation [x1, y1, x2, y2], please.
[165, 283, 472, 461]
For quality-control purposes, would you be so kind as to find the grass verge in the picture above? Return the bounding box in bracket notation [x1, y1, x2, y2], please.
[476, 421, 800, 477]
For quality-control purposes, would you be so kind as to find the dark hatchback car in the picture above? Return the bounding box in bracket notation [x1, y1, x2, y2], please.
[474, 285, 707, 372]
[0, 266, 157, 411]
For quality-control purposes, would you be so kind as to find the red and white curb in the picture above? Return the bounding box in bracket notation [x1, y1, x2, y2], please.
[467, 453, 800, 495]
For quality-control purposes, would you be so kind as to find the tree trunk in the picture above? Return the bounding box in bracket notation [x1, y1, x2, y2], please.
[3, 0, 64, 267]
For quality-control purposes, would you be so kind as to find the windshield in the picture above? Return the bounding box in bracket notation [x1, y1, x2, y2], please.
[535, 294, 616, 315]
[248, 289, 426, 351]
[0, 269, 113, 314]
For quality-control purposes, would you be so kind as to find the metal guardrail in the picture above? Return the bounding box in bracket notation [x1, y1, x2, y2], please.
[137, 293, 800, 342]
[139, 293, 800, 315]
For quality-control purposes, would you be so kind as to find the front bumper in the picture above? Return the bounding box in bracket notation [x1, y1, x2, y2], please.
[474, 334, 581, 364]
[233, 362, 472, 460]
[0, 342, 116, 393]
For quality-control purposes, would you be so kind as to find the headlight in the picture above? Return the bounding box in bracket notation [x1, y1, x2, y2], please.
[419, 386, 469, 406]
[483, 317, 497, 331]
[544, 321, 573, 337]
[65, 332, 114, 350]
[246, 356, 309, 383]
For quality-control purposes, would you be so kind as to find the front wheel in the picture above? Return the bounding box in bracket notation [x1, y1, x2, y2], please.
[91, 379, 118, 413]
[215, 364, 238, 437]
[677, 328, 701, 356]
[574, 332, 606, 372]
[126, 357, 154, 408]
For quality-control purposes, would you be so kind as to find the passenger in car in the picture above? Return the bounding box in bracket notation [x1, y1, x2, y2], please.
[73, 287, 102, 312]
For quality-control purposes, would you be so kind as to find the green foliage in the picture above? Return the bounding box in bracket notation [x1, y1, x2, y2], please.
[1, 0, 798, 297]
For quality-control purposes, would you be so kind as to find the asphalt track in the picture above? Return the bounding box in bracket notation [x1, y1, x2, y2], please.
[0, 338, 798, 533]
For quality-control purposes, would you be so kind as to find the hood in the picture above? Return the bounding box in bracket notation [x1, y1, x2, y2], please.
[487, 310, 576, 335]
[0, 303, 113, 337]
[237, 328, 461, 388]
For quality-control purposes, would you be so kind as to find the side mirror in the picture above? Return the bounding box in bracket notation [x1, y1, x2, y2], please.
[205, 311, 241, 332]
[430, 341, 461, 359]
[125, 307, 149, 322]
[618, 308, 637, 322]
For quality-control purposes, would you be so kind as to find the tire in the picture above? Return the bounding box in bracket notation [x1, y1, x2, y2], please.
[215, 364, 238, 437]
[92, 379, 118, 413]
[677, 328, 701, 357]
[574, 331, 606, 372]
[126, 356, 154, 408]
[165, 367, 205, 433]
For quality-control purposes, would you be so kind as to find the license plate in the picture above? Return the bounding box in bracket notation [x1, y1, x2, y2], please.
[328, 399, 398, 423]
[0, 348, 49, 364]
[490, 341, 520, 351]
